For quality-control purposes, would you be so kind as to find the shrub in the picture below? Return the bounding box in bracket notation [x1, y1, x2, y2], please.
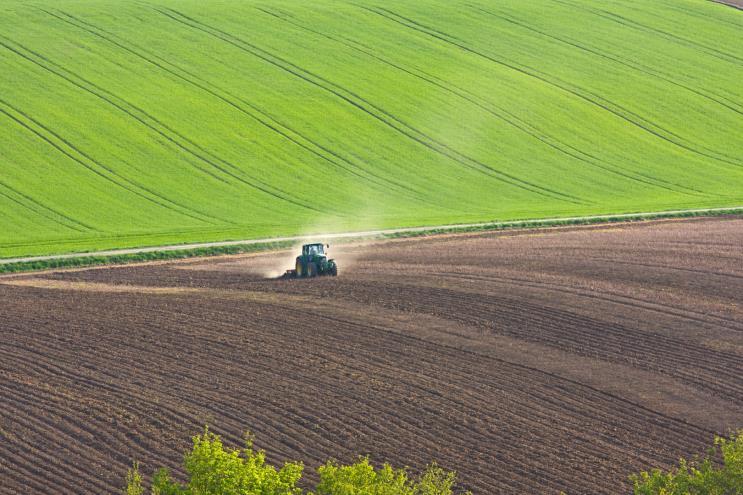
[313, 458, 465, 495]
[126, 461, 143, 495]
[125, 428, 468, 495]
[631, 430, 742, 495]
[144, 428, 303, 495]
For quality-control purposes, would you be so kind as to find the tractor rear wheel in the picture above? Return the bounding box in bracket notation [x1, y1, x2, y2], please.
[308, 262, 318, 278]
[295, 260, 304, 278]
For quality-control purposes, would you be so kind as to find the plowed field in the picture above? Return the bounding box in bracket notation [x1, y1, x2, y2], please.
[1, 218, 741, 494]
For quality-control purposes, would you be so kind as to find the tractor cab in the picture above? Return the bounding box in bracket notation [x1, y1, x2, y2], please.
[303, 243, 326, 258]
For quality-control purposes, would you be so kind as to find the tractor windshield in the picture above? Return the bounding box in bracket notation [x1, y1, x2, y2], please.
[304, 244, 325, 256]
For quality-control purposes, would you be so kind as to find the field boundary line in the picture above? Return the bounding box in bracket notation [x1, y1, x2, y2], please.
[1, 206, 742, 271]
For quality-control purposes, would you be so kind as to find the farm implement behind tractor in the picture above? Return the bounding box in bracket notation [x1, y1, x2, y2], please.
[285, 243, 338, 278]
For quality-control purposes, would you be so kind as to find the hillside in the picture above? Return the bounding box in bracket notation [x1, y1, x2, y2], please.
[1, 0, 742, 257]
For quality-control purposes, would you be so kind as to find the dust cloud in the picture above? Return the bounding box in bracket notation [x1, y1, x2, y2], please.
[253, 202, 385, 278]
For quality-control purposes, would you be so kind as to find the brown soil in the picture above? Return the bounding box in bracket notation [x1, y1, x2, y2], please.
[0, 217, 741, 494]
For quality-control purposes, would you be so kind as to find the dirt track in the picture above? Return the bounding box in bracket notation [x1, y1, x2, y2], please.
[1, 217, 741, 494]
[715, 0, 743, 9]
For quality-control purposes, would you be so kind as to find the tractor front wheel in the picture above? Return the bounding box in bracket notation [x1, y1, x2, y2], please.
[329, 265, 338, 277]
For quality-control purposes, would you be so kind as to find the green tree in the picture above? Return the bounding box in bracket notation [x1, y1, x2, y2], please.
[314, 458, 413, 495]
[414, 462, 460, 495]
[312, 458, 468, 495]
[147, 428, 303, 495]
[125, 428, 468, 495]
[631, 430, 742, 495]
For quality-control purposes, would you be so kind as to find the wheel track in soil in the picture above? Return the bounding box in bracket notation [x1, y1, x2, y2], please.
[0, 36, 324, 216]
[155, 7, 586, 205]
[363, 5, 743, 168]
[0, 88, 222, 226]
[40, 9, 438, 209]
[0, 179, 91, 233]
[470, 5, 743, 118]
[0, 98, 229, 226]
[254, 6, 704, 198]
[558, 0, 743, 66]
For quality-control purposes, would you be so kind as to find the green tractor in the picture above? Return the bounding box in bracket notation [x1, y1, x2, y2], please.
[289, 243, 338, 278]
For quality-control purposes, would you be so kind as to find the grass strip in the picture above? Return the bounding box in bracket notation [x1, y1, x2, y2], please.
[1, 208, 740, 274]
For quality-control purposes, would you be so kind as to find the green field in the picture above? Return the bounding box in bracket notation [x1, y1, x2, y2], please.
[1, 0, 742, 258]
